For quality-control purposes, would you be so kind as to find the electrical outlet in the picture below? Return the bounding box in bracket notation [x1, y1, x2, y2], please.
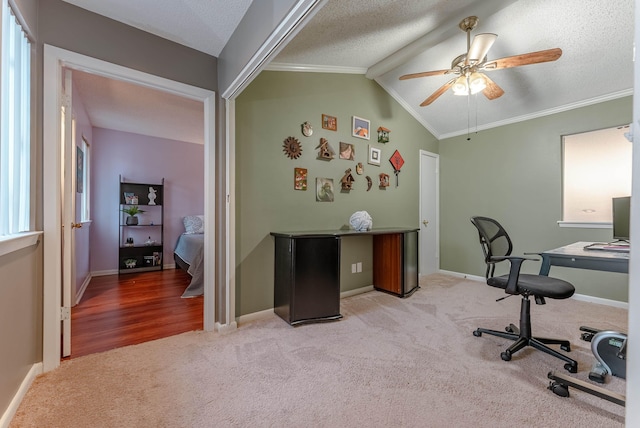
[356, 262, 362, 273]
[351, 263, 357, 273]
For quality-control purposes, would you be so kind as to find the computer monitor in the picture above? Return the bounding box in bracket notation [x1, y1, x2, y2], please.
[612, 196, 631, 242]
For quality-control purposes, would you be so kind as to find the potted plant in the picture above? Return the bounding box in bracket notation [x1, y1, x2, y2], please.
[121, 205, 145, 225]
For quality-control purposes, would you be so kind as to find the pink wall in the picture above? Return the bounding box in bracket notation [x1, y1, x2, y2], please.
[90, 128, 204, 272]
[73, 80, 92, 298]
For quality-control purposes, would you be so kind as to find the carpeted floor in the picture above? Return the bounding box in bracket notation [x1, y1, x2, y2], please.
[10, 274, 627, 427]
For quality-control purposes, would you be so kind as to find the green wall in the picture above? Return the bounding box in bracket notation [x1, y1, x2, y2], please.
[235, 71, 438, 316]
[439, 96, 632, 302]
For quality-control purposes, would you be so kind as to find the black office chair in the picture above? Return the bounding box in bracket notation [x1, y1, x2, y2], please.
[470, 216, 578, 373]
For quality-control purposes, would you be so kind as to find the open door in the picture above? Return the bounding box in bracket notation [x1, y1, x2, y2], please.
[61, 68, 78, 357]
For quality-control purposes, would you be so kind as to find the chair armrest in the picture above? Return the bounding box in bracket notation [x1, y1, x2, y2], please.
[489, 255, 538, 294]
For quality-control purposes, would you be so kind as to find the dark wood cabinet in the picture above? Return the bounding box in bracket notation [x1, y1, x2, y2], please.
[373, 231, 419, 297]
[119, 177, 164, 274]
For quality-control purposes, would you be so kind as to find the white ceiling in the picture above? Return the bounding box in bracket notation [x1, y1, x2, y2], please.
[64, 0, 635, 141]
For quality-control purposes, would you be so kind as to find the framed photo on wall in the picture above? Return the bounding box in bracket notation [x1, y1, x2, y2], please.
[352, 116, 370, 140]
[322, 114, 337, 131]
[368, 145, 381, 166]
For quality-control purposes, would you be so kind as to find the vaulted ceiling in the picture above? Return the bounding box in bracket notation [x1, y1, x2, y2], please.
[64, 0, 634, 141]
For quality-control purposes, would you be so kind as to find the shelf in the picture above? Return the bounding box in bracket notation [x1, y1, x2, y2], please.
[119, 176, 164, 273]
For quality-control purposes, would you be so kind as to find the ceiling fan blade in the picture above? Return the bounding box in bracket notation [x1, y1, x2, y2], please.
[467, 33, 497, 64]
[399, 69, 453, 80]
[481, 74, 504, 100]
[420, 78, 456, 106]
[483, 48, 562, 70]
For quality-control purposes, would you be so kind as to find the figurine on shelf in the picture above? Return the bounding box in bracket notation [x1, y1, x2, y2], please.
[148, 187, 157, 205]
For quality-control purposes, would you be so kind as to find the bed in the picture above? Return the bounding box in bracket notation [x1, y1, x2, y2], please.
[174, 215, 205, 298]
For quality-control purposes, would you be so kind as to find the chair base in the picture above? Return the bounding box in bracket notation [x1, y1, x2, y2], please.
[473, 326, 577, 373]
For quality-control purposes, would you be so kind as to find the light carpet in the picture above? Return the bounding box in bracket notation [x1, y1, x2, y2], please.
[10, 274, 627, 427]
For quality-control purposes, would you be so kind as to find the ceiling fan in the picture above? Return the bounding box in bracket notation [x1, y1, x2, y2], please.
[399, 16, 562, 106]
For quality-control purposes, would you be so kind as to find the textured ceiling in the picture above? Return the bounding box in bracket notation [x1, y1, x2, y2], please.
[62, 0, 634, 141]
[274, 0, 635, 138]
[61, 0, 253, 56]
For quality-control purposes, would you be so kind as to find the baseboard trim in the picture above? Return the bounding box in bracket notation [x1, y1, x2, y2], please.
[75, 273, 92, 304]
[1, 362, 42, 428]
[438, 270, 628, 308]
[92, 265, 176, 277]
[571, 293, 628, 309]
[341, 285, 374, 298]
[91, 269, 118, 277]
[214, 321, 238, 333]
[237, 309, 274, 325]
[438, 269, 484, 282]
[236, 285, 376, 326]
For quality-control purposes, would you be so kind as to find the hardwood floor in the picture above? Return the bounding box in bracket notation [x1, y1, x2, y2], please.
[69, 268, 203, 359]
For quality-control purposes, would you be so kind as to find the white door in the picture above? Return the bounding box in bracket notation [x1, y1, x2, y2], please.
[419, 150, 439, 275]
[61, 68, 78, 357]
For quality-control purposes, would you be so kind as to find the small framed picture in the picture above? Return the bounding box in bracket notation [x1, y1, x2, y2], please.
[316, 178, 334, 202]
[322, 114, 337, 131]
[294, 167, 307, 190]
[339, 142, 355, 160]
[368, 145, 381, 166]
[352, 116, 370, 140]
[124, 192, 137, 204]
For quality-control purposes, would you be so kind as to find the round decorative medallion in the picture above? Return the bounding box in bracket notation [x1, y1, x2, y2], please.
[283, 136, 303, 159]
[301, 121, 313, 137]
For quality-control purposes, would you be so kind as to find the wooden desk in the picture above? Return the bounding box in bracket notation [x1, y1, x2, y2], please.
[270, 228, 419, 325]
[539, 241, 629, 275]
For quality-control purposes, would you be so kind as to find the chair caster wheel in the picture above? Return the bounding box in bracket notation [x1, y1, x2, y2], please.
[561, 344, 571, 352]
[549, 381, 570, 398]
[501, 351, 512, 361]
[505, 324, 517, 333]
[564, 363, 578, 373]
[473, 330, 482, 337]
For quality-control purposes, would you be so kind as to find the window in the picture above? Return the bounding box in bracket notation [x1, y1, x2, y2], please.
[562, 125, 632, 225]
[0, 0, 31, 236]
[79, 136, 90, 222]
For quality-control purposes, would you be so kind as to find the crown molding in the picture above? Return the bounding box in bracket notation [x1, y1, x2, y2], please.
[265, 62, 367, 74]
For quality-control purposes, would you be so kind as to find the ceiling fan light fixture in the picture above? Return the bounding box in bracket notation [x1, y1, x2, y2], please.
[468, 72, 486, 94]
[452, 75, 468, 96]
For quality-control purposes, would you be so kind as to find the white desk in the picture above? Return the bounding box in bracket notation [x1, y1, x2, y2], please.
[539, 241, 629, 275]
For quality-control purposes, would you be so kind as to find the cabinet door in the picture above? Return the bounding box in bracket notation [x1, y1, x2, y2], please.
[373, 234, 403, 295]
[292, 237, 340, 322]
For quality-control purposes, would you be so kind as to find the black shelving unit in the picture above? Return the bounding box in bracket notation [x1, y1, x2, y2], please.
[119, 176, 164, 274]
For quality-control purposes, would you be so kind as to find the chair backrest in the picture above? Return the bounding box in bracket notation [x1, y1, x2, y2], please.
[470, 216, 513, 279]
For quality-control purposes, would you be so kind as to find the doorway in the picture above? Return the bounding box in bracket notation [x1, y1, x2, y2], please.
[42, 45, 218, 371]
[64, 67, 206, 358]
[419, 150, 439, 275]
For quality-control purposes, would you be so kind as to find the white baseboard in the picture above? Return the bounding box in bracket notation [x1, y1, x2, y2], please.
[341, 285, 374, 298]
[92, 265, 176, 277]
[236, 285, 376, 326]
[438, 270, 628, 308]
[91, 269, 118, 277]
[237, 309, 274, 325]
[571, 293, 628, 309]
[438, 269, 484, 282]
[214, 321, 238, 333]
[1, 362, 42, 428]
[75, 273, 92, 304]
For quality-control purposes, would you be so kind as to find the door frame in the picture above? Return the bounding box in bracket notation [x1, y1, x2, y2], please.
[42, 45, 217, 371]
[418, 150, 439, 275]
